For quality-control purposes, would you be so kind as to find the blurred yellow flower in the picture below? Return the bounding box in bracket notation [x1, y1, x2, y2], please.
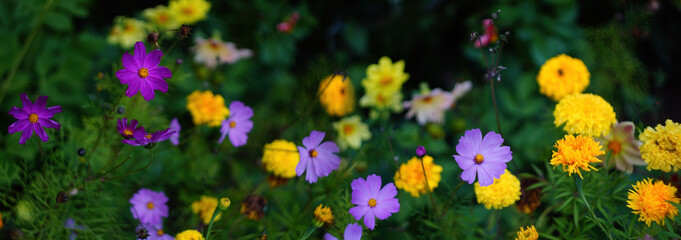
[319, 74, 355, 117]
[191, 196, 221, 224]
[332, 115, 371, 150]
[537, 54, 590, 101]
[186, 90, 230, 127]
[143, 5, 179, 29]
[169, 0, 211, 25]
[474, 170, 521, 209]
[394, 155, 443, 197]
[176, 229, 204, 240]
[514, 225, 538, 240]
[550, 135, 604, 178]
[362, 56, 409, 95]
[627, 178, 680, 226]
[313, 204, 334, 226]
[640, 119, 681, 172]
[262, 140, 300, 178]
[554, 93, 616, 137]
[359, 90, 403, 112]
[107, 17, 147, 49]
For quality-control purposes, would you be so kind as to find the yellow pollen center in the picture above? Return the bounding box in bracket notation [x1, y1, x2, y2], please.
[147, 202, 154, 209]
[474, 154, 484, 164]
[146, 134, 152, 139]
[182, 7, 194, 15]
[380, 77, 393, 86]
[368, 198, 377, 208]
[309, 149, 318, 158]
[158, 14, 168, 23]
[608, 141, 622, 155]
[423, 96, 433, 103]
[229, 121, 236, 128]
[28, 113, 39, 123]
[557, 68, 564, 76]
[124, 129, 133, 136]
[343, 125, 354, 135]
[157, 229, 164, 236]
[138, 68, 149, 78]
[376, 94, 386, 103]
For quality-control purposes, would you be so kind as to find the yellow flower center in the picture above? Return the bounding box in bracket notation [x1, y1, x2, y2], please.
[146, 134, 152, 139]
[28, 113, 39, 123]
[557, 68, 564, 76]
[124, 129, 133, 136]
[157, 229, 164, 236]
[229, 121, 236, 128]
[158, 14, 168, 23]
[182, 7, 194, 15]
[608, 141, 622, 155]
[138, 68, 149, 78]
[343, 125, 355, 135]
[147, 202, 154, 209]
[376, 94, 386, 103]
[309, 149, 318, 158]
[422, 96, 433, 103]
[656, 138, 677, 152]
[380, 77, 393, 86]
[474, 154, 484, 164]
[368, 198, 377, 208]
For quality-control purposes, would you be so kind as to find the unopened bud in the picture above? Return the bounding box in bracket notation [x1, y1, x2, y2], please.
[219, 197, 231, 210]
[416, 146, 426, 157]
[117, 106, 125, 114]
[175, 58, 183, 65]
[77, 148, 86, 156]
[147, 32, 160, 48]
[178, 24, 192, 38]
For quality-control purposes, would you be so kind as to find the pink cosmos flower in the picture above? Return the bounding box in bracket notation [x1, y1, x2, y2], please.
[596, 121, 646, 173]
[115, 42, 172, 101]
[349, 174, 400, 230]
[169, 118, 181, 146]
[117, 118, 141, 139]
[192, 37, 252, 69]
[453, 128, 512, 187]
[218, 101, 253, 147]
[122, 127, 174, 147]
[324, 223, 363, 240]
[129, 188, 168, 226]
[403, 88, 454, 125]
[277, 12, 300, 33]
[474, 19, 498, 48]
[8, 93, 62, 144]
[296, 130, 341, 183]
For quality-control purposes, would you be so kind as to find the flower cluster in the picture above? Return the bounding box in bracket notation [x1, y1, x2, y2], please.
[627, 178, 680, 226]
[639, 119, 681, 172]
[360, 57, 409, 114]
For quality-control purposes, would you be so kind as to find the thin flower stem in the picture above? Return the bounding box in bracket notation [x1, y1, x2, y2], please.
[205, 205, 222, 240]
[418, 156, 437, 211]
[164, 38, 181, 54]
[36, 139, 45, 158]
[96, 155, 133, 179]
[441, 180, 465, 214]
[489, 80, 503, 137]
[106, 149, 154, 180]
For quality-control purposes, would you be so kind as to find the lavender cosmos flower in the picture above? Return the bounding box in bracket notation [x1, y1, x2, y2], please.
[117, 118, 141, 139]
[8, 93, 62, 144]
[324, 223, 363, 240]
[349, 174, 400, 230]
[122, 127, 174, 147]
[115, 42, 172, 101]
[130, 188, 168, 226]
[169, 118, 181, 146]
[453, 128, 512, 187]
[218, 101, 253, 147]
[296, 130, 341, 183]
[137, 223, 174, 240]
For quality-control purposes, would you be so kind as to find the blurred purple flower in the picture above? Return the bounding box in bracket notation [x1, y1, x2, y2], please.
[218, 101, 253, 147]
[64, 218, 85, 240]
[324, 223, 363, 240]
[416, 146, 426, 157]
[137, 223, 174, 240]
[296, 130, 341, 183]
[122, 127, 174, 147]
[8, 93, 62, 144]
[117, 118, 141, 139]
[130, 188, 168, 226]
[169, 118, 181, 146]
[115, 42, 172, 101]
[453, 128, 512, 187]
[349, 174, 400, 230]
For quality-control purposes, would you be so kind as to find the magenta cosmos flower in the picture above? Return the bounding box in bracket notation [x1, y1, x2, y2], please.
[130, 188, 168, 226]
[122, 127, 174, 147]
[8, 93, 62, 144]
[115, 42, 172, 101]
[349, 174, 400, 230]
[324, 223, 363, 240]
[137, 223, 173, 240]
[117, 118, 141, 139]
[169, 118, 181, 146]
[453, 128, 512, 187]
[218, 101, 253, 147]
[296, 130, 341, 183]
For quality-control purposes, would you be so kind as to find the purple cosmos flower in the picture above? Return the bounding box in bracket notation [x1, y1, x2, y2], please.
[169, 118, 181, 146]
[218, 101, 253, 147]
[137, 223, 174, 240]
[8, 93, 62, 144]
[453, 128, 512, 187]
[117, 118, 141, 139]
[115, 42, 172, 101]
[64, 218, 85, 240]
[130, 188, 168, 226]
[349, 174, 400, 230]
[296, 130, 341, 183]
[122, 127, 174, 147]
[324, 223, 363, 240]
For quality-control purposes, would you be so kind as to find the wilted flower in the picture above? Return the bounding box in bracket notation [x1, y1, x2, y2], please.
[186, 90, 230, 127]
[349, 174, 400, 230]
[627, 178, 680, 226]
[514, 225, 538, 240]
[8, 93, 62, 144]
[296, 131, 341, 183]
[596, 121, 646, 173]
[474, 170, 521, 209]
[122, 127, 174, 147]
[168, 0, 211, 25]
[277, 12, 300, 33]
[550, 135, 604, 178]
[262, 140, 300, 179]
[191, 196, 221, 225]
[313, 204, 334, 226]
[474, 19, 498, 48]
[175, 229, 204, 240]
[515, 177, 542, 214]
[241, 195, 267, 220]
[319, 74, 355, 117]
[639, 119, 681, 172]
[192, 36, 252, 69]
[115, 42, 173, 101]
[394, 155, 443, 197]
[107, 17, 147, 49]
[403, 88, 454, 125]
[219, 101, 253, 147]
[169, 118, 181, 146]
[537, 54, 590, 101]
[453, 129, 513, 187]
[324, 223, 363, 240]
[129, 188, 169, 226]
[332, 115, 371, 150]
[554, 93, 616, 137]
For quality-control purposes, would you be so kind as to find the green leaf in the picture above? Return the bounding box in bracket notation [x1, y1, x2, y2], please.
[44, 12, 72, 31]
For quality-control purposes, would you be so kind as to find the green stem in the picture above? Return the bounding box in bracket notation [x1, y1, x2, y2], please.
[205, 204, 222, 240]
[574, 175, 613, 240]
[106, 149, 154, 180]
[489, 80, 503, 137]
[419, 156, 437, 211]
[441, 180, 466, 214]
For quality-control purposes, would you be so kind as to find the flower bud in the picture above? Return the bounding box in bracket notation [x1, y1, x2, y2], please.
[416, 146, 426, 157]
[77, 148, 86, 156]
[117, 106, 125, 114]
[178, 24, 192, 38]
[147, 32, 160, 48]
[219, 197, 231, 210]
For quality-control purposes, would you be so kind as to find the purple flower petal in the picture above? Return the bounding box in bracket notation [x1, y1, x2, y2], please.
[344, 223, 363, 240]
[140, 80, 155, 101]
[303, 130, 325, 149]
[324, 233, 338, 240]
[377, 197, 400, 218]
[133, 42, 147, 66]
[351, 177, 371, 205]
[377, 182, 398, 201]
[454, 155, 475, 170]
[479, 131, 503, 155]
[9, 107, 28, 119]
[149, 66, 172, 79]
[39, 106, 62, 119]
[363, 209, 376, 230]
[144, 49, 163, 68]
[229, 129, 249, 147]
[316, 141, 340, 154]
[169, 118, 180, 146]
[296, 146, 309, 176]
[349, 205, 370, 220]
[38, 118, 61, 129]
[481, 162, 506, 180]
[116, 69, 138, 84]
[19, 93, 33, 110]
[8, 119, 29, 134]
[19, 124, 34, 144]
[366, 174, 382, 198]
[460, 166, 478, 184]
[125, 78, 141, 97]
[146, 76, 168, 93]
[305, 158, 319, 183]
[122, 52, 139, 70]
[476, 166, 494, 187]
[32, 96, 48, 113]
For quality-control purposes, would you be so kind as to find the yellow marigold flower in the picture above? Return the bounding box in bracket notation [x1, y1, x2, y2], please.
[537, 54, 590, 101]
[474, 170, 521, 209]
[639, 120, 681, 172]
[394, 155, 443, 197]
[550, 135, 604, 178]
[107, 17, 147, 49]
[362, 56, 409, 95]
[143, 5, 179, 29]
[169, 0, 211, 25]
[191, 196, 221, 225]
[313, 204, 334, 226]
[262, 140, 300, 178]
[554, 93, 616, 137]
[332, 115, 371, 150]
[186, 90, 230, 127]
[176, 229, 204, 240]
[627, 178, 680, 226]
[319, 74, 355, 117]
[359, 90, 403, 112]
[514, 225, 538, 240]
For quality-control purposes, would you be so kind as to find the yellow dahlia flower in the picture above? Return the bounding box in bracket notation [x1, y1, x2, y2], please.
[319, 74, 355, 117]
[362, 56, 409, 94]
[514, 225, 538, 240]
[107, 17, 147, 49]
[474, 170, 521, 209]
[640, 119, 681, 172]
[169, 0, 211, 25]
[332, 115, 371, 150]
[550, 135, 604, 178]
[394, 155, 443, 197]
[537, 54, 590, 101]
[554, 93, 617, 137]
[191, 196, 221, 224]
[627, 178, 680, 226]
[176, 229, 204, 240]
[143, 5, 179, 29]
[313, 204, 334, 226]
[262, 140, 300, 178]
[186, 90, 230, 127]
[359, 90, 403, 112]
